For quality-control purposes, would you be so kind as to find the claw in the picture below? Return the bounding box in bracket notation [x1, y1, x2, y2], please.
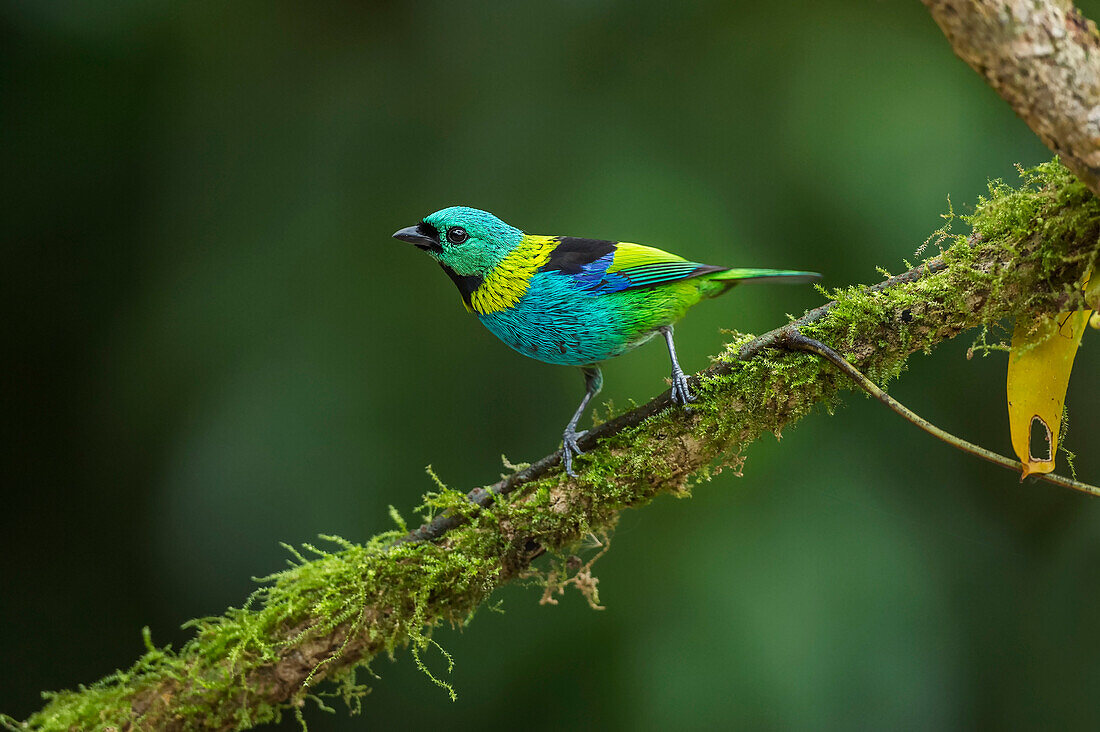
[660, 327, 695, 409]
[562, 429, 590, 477]
[562, 366, 601, 478]
[670, 369, 695, 407]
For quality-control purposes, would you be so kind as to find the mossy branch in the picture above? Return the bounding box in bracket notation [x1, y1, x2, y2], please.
[7, 160, 1098, 731]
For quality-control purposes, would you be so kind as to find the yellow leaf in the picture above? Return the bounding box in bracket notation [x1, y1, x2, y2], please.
[1007, 269, 1092, 477]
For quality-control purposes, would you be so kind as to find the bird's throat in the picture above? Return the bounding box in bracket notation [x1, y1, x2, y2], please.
[437, 263, 483, 313]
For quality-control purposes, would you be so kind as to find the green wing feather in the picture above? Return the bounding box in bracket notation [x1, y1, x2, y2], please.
[607, 242, 724, 289]
[607, 242, 688, 271]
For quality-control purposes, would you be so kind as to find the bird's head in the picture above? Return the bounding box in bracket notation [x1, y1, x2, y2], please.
[393, 206, 523, 277]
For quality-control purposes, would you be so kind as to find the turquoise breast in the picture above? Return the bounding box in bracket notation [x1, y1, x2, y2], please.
[477, 272, 630, 366]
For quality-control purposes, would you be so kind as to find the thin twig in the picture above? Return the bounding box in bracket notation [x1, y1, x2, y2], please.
[780, 330, 1100, 497]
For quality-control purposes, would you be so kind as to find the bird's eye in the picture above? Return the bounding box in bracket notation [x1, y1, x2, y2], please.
[447, 227, 469, 245]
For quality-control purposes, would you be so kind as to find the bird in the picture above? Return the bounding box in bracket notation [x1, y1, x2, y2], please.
[393, 207, 820, 477]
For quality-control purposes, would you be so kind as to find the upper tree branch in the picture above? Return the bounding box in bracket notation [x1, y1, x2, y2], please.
[924, 0, 1100, 196]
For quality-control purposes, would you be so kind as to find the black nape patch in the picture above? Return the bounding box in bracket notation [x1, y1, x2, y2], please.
[539, 237, 616, 274]
[438, 263, 483, 309]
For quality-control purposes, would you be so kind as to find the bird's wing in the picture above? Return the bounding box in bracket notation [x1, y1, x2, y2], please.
[605, 241, 725, 289]
[538, 237, 725, 293]
[604, 241, 727, 292]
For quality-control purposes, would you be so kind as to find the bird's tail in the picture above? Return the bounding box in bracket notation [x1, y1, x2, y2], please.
[711, 268, 822, 285]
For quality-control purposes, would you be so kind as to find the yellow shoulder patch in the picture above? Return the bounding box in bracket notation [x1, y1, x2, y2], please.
[470, 235, 557, 315]
[607, 241, 686, 272]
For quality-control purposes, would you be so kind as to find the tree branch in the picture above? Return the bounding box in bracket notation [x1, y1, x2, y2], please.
[10, 160, 1098, 732]
[923, 0, 1100, 196]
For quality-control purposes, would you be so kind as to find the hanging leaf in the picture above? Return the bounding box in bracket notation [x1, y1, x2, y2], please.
[1006, 269, 1093, 477]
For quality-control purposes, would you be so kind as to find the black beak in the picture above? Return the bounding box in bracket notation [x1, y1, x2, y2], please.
[393, 224, 441, 252]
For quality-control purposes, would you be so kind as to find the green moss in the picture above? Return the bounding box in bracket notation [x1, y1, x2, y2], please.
[10, 160, 1100, 732]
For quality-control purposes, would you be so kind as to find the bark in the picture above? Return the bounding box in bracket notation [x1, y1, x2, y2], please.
[924, 0, 1100, 195]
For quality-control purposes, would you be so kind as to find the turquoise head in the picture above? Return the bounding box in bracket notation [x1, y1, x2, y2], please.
[393, 206, 524, 277]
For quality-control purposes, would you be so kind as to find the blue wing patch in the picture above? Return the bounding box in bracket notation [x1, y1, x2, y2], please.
[538, 236, 726, 294]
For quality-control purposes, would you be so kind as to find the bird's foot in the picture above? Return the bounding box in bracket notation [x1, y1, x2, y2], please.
[669, 368, 695, 407]
[562, 428, 588, 477]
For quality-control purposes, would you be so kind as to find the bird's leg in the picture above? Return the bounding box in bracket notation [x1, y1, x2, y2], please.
[659, 325, 694, 405]
[562, 365, 603, 477]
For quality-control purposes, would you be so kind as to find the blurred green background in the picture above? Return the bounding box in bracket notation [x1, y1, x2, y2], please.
[4, 1, 1100, 729]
